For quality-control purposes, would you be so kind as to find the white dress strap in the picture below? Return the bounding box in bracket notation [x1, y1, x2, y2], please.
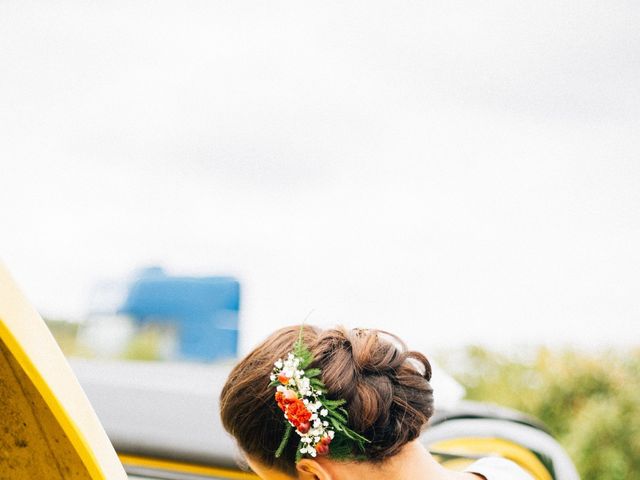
[463, 457, 535, 480]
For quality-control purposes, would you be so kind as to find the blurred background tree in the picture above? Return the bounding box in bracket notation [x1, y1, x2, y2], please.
[441, 346, 640, 479]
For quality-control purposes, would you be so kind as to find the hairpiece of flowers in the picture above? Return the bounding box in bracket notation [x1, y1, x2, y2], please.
[269, 328, 369, 462]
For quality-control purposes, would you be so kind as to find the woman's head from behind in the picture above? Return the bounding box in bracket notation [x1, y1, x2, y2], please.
[219, 325, 434, 479]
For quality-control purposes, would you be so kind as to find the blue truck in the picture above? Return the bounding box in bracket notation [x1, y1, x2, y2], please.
[116, 267, 240, 361]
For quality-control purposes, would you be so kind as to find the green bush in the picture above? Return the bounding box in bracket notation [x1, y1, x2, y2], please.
[440, 346, 640, 479]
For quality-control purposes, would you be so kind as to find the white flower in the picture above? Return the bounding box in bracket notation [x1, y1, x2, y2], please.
[271, 351, 342, 459]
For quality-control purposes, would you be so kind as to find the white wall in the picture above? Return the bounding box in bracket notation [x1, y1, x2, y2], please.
[1, 1, 639, 353]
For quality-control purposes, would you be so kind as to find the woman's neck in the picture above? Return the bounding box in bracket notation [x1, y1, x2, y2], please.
[319, 440, 479, 480]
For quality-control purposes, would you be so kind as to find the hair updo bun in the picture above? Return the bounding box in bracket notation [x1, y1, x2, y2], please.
[219, 325, 434, 475]
[314, 327, 434, 460]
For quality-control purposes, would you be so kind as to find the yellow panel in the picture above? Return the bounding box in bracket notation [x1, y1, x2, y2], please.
[119, 454, 258, 479]
[435, 456, 478, 471]
[430, 437, 553, 480]
[0, 263, 127, 479]
[0, 338, 90, 479]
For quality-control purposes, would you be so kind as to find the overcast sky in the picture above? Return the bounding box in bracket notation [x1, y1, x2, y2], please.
[1, 1, 639, 353]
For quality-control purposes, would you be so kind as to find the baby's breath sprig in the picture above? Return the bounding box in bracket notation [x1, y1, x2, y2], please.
[269, 327, 369, 461]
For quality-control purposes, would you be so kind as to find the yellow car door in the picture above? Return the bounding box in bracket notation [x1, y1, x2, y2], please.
[0, 263, 127, 480]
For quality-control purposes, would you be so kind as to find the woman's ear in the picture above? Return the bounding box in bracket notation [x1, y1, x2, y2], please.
[296, 458, 332, 480]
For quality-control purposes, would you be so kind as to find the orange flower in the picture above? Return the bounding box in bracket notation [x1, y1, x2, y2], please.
[275, 389, 298, 412]
[285, 399, 311, 429]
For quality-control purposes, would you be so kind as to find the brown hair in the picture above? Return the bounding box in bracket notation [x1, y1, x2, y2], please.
[219, 325, 434, 476]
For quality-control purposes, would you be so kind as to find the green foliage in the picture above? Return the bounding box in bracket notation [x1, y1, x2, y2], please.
[275, 423, 293, 458]
[44, 319, 84, 355]
[293, 328, 313, 369]
[121, 325, 166, 360]
[440, 346, 640, 479]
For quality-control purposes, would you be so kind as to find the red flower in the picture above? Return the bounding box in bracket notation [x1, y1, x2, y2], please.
[315, 442, 329, 456]
[275, 389, 298, 412]
[297, 421, 310, 433]
[285, 399, 311, 429]
[274, 389, 311, 431]
[282, 389, 298, 402]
